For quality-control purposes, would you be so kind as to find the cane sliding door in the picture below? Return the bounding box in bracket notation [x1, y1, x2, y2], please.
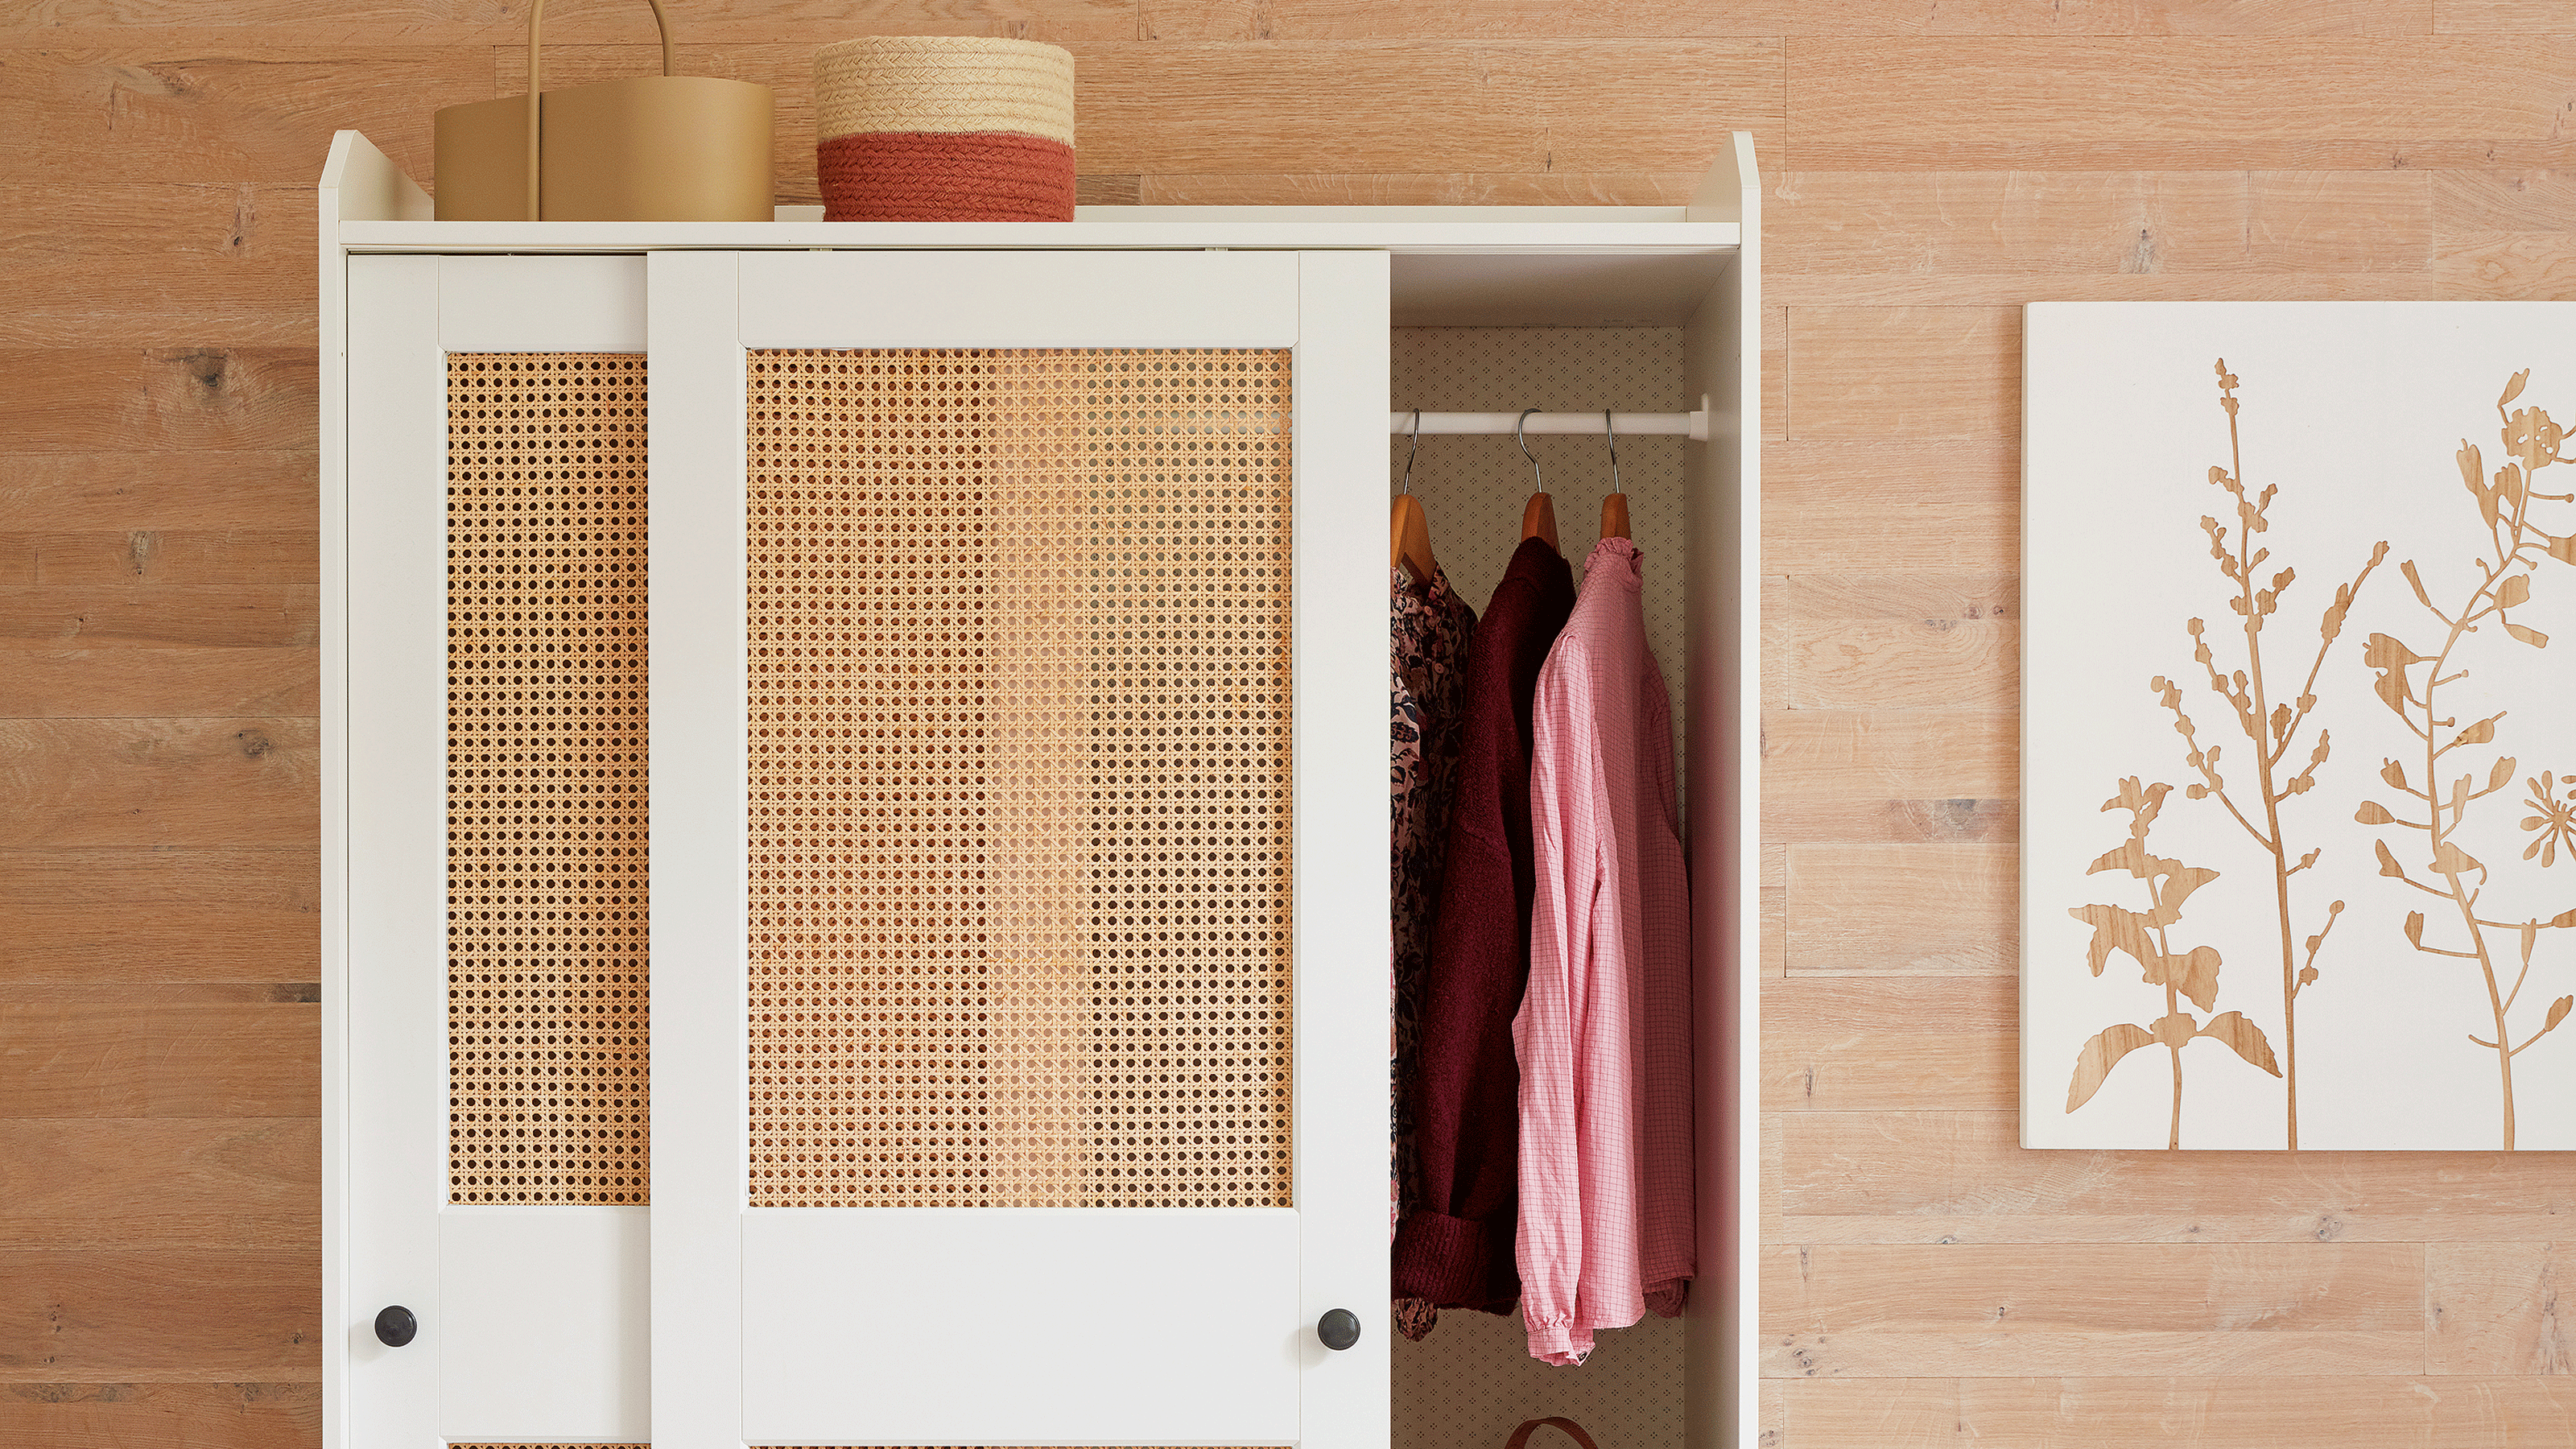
[650, 250, 1389, 1446]
[344, 254, 654, 1447]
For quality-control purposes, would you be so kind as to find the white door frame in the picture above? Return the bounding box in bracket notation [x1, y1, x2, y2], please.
[648, 248, 1391, 1447]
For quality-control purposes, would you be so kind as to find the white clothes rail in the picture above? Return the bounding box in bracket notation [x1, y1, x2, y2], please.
[1389, 408, 1708, 442]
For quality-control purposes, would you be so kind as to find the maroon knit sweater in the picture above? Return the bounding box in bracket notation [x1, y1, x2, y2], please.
[1391, 535, 1576, 1313]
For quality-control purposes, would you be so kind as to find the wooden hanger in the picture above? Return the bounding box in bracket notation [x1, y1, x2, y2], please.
[1521, 493, 1558, 547]
[1515, 407, 1558, 548]
[1599, 409, 1630, 540]
[1391, 411, 1439, 583]
[1391, 494, 1437, 581]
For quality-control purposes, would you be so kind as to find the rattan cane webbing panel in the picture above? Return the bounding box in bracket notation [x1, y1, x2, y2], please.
[448, 353, 650, 1206]
[746, 348, 1294, 1208]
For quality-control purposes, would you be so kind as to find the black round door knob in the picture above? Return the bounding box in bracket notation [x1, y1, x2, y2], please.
[1317, 1308, 1361, 1351]
[374, 1305, 417, 1348]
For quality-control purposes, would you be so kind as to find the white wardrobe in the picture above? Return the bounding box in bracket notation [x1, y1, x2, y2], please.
[319, 128, 1761, 1449]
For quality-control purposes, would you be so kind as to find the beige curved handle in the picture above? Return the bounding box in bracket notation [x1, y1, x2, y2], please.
[522, 0, 679, 220]
[1503, 1419, 1601, 1449]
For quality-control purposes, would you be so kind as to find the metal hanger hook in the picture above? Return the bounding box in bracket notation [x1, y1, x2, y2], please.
[1402, 408, 1421, 495]
[1517, 407, 1544, 492]
[1603, 409, 1621, 493]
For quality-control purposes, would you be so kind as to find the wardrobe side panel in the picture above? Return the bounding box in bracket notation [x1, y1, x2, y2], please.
[1682, 241, 1758, 1449]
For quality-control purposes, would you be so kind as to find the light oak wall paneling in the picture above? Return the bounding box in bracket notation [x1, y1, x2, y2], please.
[0, 1120, 316, 1251]
[5, 531, 316, 586]
[2425, 1241, 2574, 1375]
[1765, 442, 2018, 575]
[0, 993, 319, 1117]
[0, 452, 317, 531]
[1762, 638, 2014, 731]
[0, 1249, 318, 1378]
[0, 717, 314, 850]
[0, 350, 316, 454]
[0, 585, 319, 651]
[0, 849, 317, 987]
[0, 47, 485, 186]
[1139, 0, 2436, 38]
[10, 2, 1140, 46]
[1779, 1109, 2576, 1244]
[1761, 842, 1788, 978]
[0, 1382, 319, 1449]
[1765, 170, 2437, 307]
[1764, 975, 2017, 1114]
[1784, 843, 2017, 975]
[1784, 1376, 2576, 1448]
[1133, 171, 1706, 204]
[1762, 1241, 2427, 1377]
[1075, 172, 1141, 204]
[1762, 303, 1788, 440]
[2436, 0, 2576, 27]
[1762, 709, 2019, 844]
[0, 646, 316, 720]
[2432, 168, 2576, 298]
[1785, 307, 2018, 441]
[1784, 38, 2576, 171]
[0, 185, 316, 349]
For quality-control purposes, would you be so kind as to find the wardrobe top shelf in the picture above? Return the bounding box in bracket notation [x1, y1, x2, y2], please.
[338, 214, 1741, 254]
[322, 130, 1757, 324]
[322, 130, 1753, 256]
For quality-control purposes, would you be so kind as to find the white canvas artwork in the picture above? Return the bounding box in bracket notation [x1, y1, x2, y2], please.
[2023, 302, 2576, 1151]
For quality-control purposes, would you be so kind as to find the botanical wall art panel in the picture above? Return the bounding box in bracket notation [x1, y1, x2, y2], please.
[2023, 302, 2576, 1150]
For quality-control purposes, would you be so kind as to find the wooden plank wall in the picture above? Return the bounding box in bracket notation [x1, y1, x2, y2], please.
[4, 2, 2574, 1444]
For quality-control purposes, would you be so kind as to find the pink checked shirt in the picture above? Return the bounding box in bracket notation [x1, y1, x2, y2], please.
[1513, 538, 1695, 1365]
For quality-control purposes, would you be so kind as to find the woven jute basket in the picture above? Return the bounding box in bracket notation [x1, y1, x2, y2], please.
[813, 35, 1076, 221]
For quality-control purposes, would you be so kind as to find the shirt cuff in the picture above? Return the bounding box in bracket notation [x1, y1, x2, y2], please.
[1524, 1317, 1592, 1366]
[1645, 1277, 1690, 1318]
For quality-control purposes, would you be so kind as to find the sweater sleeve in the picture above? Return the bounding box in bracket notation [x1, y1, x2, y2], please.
[1515, 649, 1600, 1367]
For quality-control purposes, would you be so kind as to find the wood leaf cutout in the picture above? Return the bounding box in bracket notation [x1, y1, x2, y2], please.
[2068, 902, 2158, 978]
[2066, 1022, 2157, 1112]
[2367, 633, 2423, 712]
[2430, 840, 2484, 877]
[2066, 906, 2224, 1011]
[2083, 838, 2219, 924]
[2197, 1010, 2283, 1076]
[2161, 946, 2223, 1012]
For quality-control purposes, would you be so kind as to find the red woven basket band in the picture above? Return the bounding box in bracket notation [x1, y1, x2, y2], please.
[819, 130, 1075, 222]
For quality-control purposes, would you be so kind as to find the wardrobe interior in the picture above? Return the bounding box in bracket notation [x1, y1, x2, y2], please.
[1387, 312, 1703, 1449]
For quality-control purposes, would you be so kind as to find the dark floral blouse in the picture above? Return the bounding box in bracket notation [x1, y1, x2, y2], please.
[1391, 564, 1474, 1340]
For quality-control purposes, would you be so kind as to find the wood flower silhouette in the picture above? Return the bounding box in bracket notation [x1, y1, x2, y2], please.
[2066, 777, 2281, 1150]
[2521, 772, 2576, 867]
[2356, 369, 2576, 1149]
[2148, 359, 2385, 1149]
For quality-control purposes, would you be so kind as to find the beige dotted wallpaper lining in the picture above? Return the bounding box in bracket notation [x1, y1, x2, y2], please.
[1390, 328, 1690, 1446]
[1396, 1306, 1686, 1449]
[1389, 328, 1686, 690]
[446, 353, 652, 1208]
[743, 348, 1296, 1210]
